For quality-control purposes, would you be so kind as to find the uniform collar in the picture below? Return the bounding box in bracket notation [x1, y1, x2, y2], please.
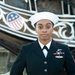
[38, 39, 52, 49]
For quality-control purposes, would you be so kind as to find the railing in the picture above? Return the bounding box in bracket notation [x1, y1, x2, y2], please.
[0, 0, 75, 47]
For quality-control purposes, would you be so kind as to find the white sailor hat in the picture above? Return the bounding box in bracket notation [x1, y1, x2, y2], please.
[29, 12, 59, 28]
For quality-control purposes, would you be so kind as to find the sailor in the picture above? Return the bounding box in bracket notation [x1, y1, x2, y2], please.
[10, 12, 75, 75]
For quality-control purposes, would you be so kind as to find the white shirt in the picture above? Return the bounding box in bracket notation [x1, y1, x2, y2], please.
[38, 39, 52, 57]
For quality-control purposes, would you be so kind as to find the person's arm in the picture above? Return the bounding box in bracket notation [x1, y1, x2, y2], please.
[10, 46, 26, 75]
[64, 45, 75, 75]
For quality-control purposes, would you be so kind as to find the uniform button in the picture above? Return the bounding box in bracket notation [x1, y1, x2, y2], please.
[44, 69, 47, 72]
[44, 61, 47, 64]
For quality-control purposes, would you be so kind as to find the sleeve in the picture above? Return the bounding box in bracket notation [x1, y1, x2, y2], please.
[64, 45, 75, 75]
[10, 46, 26, 75]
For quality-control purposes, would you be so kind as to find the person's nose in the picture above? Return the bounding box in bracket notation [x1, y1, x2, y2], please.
[42, 28, 47, 33]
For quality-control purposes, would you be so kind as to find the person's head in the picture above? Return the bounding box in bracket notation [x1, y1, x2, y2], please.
[71, 49, 75, 59]
[29, 12, 59, 42]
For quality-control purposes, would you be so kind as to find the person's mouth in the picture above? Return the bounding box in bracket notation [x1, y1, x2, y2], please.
[41, 34, 48, 36]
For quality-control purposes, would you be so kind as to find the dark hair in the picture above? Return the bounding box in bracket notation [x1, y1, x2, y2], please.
[71, 49, 75, 58]
[34, 23, 37, 27]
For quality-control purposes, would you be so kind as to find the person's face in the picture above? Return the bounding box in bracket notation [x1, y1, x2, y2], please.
[35, 19, 54, 41]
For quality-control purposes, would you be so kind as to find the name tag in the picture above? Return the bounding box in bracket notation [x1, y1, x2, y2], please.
[55, 56, 63, 58]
